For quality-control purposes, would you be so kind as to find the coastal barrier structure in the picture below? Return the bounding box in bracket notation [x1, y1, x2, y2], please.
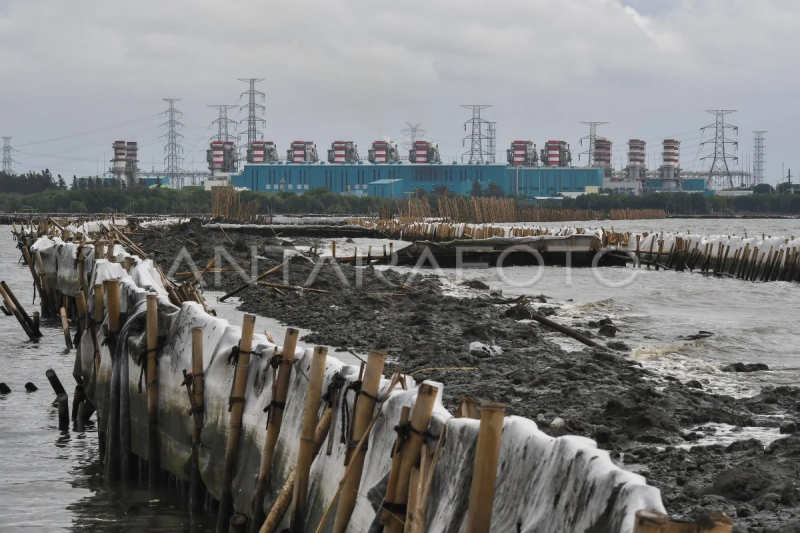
[7, 220, 670, 532]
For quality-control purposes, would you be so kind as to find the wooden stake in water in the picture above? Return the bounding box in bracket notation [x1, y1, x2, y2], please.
[146, 293, 160, 489]
[191, 327, 206, 513]
[57, 393, 70, 430]
[60, 307, 73, 349]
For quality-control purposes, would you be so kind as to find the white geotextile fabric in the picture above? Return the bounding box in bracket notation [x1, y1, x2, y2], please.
[627, 231, 800, 258]
[33, 236, 664, 532]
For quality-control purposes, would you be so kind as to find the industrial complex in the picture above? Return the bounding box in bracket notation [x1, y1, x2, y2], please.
[82, 87, 762, 199]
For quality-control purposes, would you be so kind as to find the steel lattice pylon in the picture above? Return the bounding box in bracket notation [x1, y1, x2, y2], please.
[208, 105, 238, 143]
[401, 122, 425, 150]
[2, 137, 17, 174]
[238, 78, 265, 148]
[579, 122, 609, 166]
[753, 131, 766, 186]
[701, 110, 739, 189]
[461, 104, 492, 163]
[161, 99, 184, 188]
[486, 122, 497, 163]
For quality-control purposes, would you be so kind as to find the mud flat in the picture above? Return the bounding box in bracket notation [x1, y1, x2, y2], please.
[106, 220, 800, 530]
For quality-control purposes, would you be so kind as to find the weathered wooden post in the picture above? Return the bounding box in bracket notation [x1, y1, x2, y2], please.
[57, 393, 70, 430]
[289, 346, 328, 533]
[46, 368, 67, 396]
[191, 326, 206, 513]
[103, 278, 121, 481]
[383, 383, 439, 533]
[0, 282, 39, 341]
[331, 349, 387, 533]
[379, 406, 411, 526]
[259, 407, 333, 533]
[60, 307, 74, 349]
[251, 327, 300, 532]
[465, 403, 506, 533]
[1, 281, 40, 337]
[216, 314, 257, 533]
[633, 510, 668, 532]
[146, 293, 160, 489]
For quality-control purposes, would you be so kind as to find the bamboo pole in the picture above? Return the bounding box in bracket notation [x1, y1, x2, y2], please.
[465, 403, 506, 533]
[667, 520, 696, 533]
[191, 327, 206, 513]
[1, 281, 39, 337]
[21, 246, 44, 303]
[251, 328, 300, 533]
[229, 514, 247, 533]
[260, 406, 333, 533]
[146, 293, 160, 489]
[60, 307, 73, 349]
[314, 371, 403, 533]
[379, 406, 411, 526]
[331, 349, 388, 533]
[289, 346, 328, 533]
[46, 368, 67, 396]
[104, 278, 121, 481]
[72, 385, 86, 421]
[57, 393, 70, 430]
[75, 290, 88, 344]
[0, 282, 39, 341]
[528, 312, 599, 347]
[633, 510, 669, 532]
[216, 314, 257, 533]
[219, 263, 285, 302]
[384, 383, 439, 533]
[105, 279, 121, 333]
[695, 514, 733, 532]
[92, 284, 104, 377]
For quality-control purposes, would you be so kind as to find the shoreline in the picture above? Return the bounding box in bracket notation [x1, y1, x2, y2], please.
[137, 219, 800, 529]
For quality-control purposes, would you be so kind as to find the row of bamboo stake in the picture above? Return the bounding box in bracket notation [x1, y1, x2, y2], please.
[13, 221, 508, 532]
[9, 221, 738, 532]
[390, 197, 665, 224]
[631, 235, 800, 283]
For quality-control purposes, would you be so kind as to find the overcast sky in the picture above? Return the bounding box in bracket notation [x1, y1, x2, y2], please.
[1, 0, 798, 184]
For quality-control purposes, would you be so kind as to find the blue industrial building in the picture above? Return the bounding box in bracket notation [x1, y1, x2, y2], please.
[229, 162, 603, 198]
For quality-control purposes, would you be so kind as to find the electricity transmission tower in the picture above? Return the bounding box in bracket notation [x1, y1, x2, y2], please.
[753, 131, 766, 186]
[161, 99, 184, 188]
[579, 122, 609, 166]
[486, 122, 497, 163]
[2, 137, 17, 174]
[209, 105, 238, 142]
[238, 78, 265, 147]
[461, 104, 492, 163]
[401, 122, 426, 150]
[701, 110, 739, 189]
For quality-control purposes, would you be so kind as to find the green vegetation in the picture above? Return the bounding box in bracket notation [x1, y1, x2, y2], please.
[1, 170, 798, 216]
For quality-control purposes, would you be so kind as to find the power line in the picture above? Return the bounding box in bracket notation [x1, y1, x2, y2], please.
[401, 122, 425, 150]
[238, 78, 265, 148]
[461, 104, 492, 163]
[579, 121, 609, 166]
[162, 99, 184, 188]
[208, 104, 238, 143]
[14, 115, 161, 148]
[701, 110, 739, 189]
[753, 131, 766, 186]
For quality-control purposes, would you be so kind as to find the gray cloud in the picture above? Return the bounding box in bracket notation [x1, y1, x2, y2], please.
[1, 0, 797, 183]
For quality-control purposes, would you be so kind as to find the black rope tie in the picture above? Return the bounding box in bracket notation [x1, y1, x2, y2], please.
[137, 345, 163, 394]
[392, 421, 440, 455]
[227, 344, 261, 366]
[322, 372, 346, 407]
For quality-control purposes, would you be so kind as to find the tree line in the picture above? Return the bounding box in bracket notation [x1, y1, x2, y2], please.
[1, 170, 798, 215]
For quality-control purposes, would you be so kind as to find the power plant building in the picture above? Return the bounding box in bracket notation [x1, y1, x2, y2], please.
[230, 161, 602, 198]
